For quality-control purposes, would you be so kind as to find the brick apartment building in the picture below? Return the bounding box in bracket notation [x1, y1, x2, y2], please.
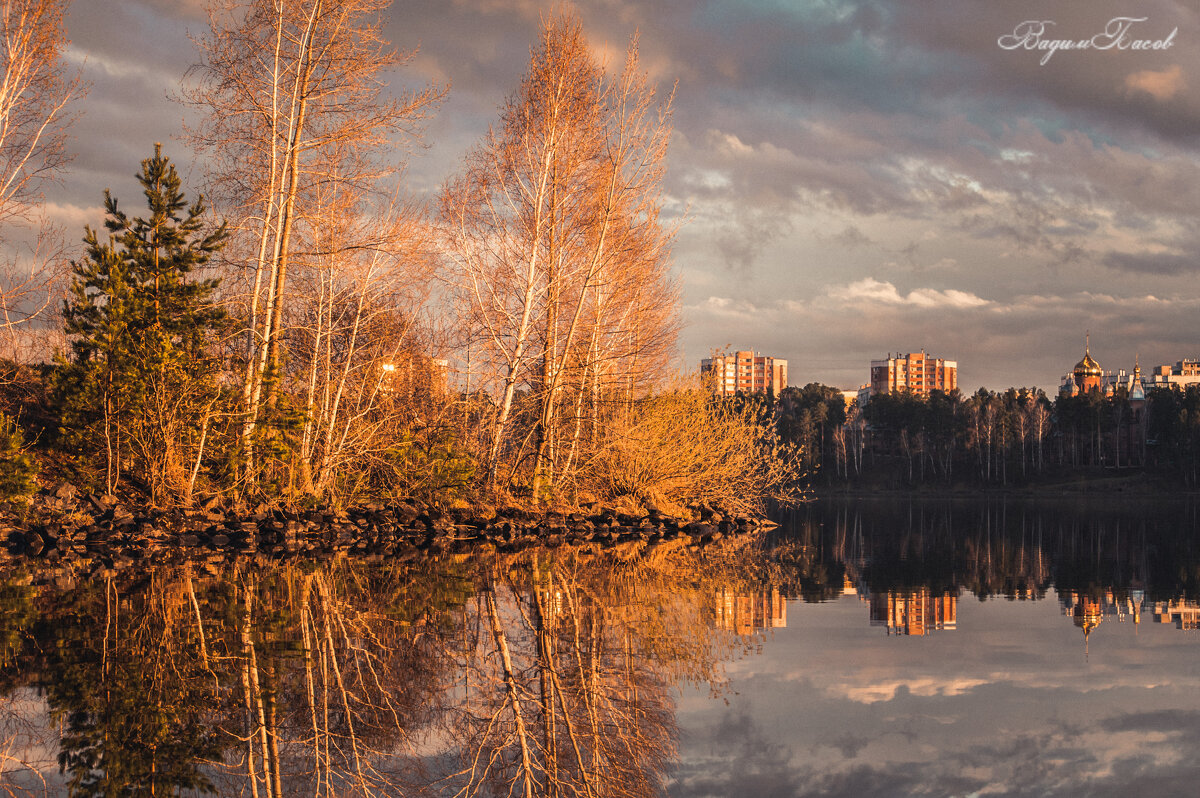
[701, 350, 788, 396]
[869, 351, 957, 397]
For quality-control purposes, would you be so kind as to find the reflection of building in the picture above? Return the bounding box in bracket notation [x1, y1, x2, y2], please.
[701, 350, 787, 396]
[1153, 600, 1200, 630]
[868, 351, 957, 397]
[1059, 590, 1153, 653]
[868, 589, 957, 636]
[1070, 595, 1104, 639]
[714, 588, 786, 635]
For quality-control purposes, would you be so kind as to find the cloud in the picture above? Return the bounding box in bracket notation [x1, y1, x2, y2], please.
[1124, 66, 1186, 102]
[1103, 250, 1197, 276]
[826, 278, 990, 309]
[826, 225, 875, 249]
[131, 0, 207, 21]
[832, 677, 990, 704]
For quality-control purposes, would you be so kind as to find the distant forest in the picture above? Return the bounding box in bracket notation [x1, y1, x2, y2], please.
[772, 383, 1200, 490]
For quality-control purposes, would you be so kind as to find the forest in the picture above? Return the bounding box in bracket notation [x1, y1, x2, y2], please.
[0, 0, 802, 516]
[777, 382, 1200, 490]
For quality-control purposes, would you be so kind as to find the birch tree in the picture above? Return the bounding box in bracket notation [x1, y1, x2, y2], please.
[441, 13, 677, 499]
[185, 0, 443, 497]
[0, 0, 81, 356]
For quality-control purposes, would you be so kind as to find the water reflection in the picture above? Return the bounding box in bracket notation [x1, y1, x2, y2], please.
[783, 497, 1200, 636]
[868, 590, 957, 636]
[0, 536, 768, 796]
[0, 498, 1197, 795]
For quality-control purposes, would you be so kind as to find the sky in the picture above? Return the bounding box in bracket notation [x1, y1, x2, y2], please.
[51, 0, 1200, 393]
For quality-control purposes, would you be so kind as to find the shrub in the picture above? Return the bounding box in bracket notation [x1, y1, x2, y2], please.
[582, 379, 808, 514]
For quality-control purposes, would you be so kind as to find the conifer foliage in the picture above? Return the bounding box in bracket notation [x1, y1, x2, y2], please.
[0, 412, 36, 502]
[57, 145, 226, 502]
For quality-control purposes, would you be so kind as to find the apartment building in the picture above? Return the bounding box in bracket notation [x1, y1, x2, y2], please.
[701, 350, 788, 396]
[869, 350, 957, 397]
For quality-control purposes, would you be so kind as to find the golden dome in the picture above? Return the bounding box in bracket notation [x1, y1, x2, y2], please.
[1074, 351, 1101, 376]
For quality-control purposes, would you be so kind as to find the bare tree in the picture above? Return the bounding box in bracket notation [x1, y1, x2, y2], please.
[0, 0, 76, 223]
[290, 183, 440, 500]
[0, 0, 81, 356]
[441, 12, 677, 500]
[184, 0, 443, 496]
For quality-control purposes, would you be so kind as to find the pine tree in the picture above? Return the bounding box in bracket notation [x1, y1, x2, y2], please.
[0, 412, 37, 503]
[56, 145, 226, 502]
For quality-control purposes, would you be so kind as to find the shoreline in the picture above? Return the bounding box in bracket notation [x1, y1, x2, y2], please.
[0, 483, 773, 569]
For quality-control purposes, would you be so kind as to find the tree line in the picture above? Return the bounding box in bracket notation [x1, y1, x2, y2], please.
[0, 1, 801, 513]
[776, 382, 1200, 489]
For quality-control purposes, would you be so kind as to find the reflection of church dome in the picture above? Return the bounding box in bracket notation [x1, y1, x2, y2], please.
[1073, 595, 1103, 655]
[1073, 601, 1103, 634]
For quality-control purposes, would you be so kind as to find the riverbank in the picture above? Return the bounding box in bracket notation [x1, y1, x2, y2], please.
[0, 483, 772, 574]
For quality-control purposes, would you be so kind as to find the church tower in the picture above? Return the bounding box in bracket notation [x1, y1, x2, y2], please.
[1072, 334, 1102, 393]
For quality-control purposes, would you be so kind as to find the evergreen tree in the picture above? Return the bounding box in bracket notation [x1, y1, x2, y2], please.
[56, 145, 226, 501]
[0, 412, 37, 503]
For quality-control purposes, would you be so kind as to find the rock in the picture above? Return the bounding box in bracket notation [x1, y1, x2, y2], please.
[23, 532, 44, 556]
[86, 494, 111, 512]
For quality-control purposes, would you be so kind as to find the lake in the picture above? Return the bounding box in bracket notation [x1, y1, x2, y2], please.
[0, 496, 1197, 796]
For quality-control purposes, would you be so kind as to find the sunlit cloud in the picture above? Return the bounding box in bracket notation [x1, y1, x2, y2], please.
[826, 278, 990, 309]
[1124, 65, 1186, 101]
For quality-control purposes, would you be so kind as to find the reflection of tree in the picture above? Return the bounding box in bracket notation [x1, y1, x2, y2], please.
[0, 530, 778, 797]
[444, 552, 691, 798]
[219, 561, 458, 796]
[788, 498, 1200, 605]
[40, 569, 223, 796]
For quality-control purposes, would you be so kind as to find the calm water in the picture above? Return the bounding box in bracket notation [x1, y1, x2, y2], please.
[0, 497, 1198, 796]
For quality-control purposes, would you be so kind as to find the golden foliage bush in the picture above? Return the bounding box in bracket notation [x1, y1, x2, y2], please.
[581, 381, 808, 514]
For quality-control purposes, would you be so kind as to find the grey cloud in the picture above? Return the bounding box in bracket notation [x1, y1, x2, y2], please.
[1100, 708, 1200, 735]
[672, 706, 802, 798]
[1103, 251, 1197, 275]
[673, 702, 1200, 798]
[827, 225, 875, 250]
[713, 206, 794, 274]
[885, 1, 1200, 144]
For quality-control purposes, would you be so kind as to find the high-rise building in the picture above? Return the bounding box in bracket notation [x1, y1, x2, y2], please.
[701, 350, 787, 396]
[1144, 359, 1200, 389]
[869, 351, 957, 397]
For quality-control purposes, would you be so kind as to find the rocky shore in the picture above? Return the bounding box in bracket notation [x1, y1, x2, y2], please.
[1, 483, 772, 584]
